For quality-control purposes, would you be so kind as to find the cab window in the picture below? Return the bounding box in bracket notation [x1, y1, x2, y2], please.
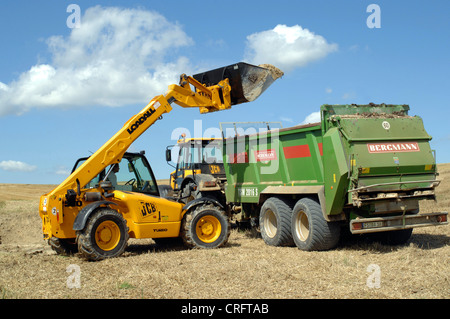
[73, 154, 158, 196]
[109, 156, 158, 195]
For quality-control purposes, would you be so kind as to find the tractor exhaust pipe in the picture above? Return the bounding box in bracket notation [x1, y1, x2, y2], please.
[193, 62, 283, 106]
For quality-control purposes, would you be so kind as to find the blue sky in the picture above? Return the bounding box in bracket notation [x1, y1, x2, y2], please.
[0, 0, 449, 184]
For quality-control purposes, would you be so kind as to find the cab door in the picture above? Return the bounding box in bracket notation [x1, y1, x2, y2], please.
[173, 144, 188, 190]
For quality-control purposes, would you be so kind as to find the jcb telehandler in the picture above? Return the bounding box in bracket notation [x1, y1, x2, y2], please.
[39, 62, 282, 261]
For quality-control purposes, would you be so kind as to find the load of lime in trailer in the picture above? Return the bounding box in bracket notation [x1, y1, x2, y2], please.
[172, 103, 447, 251]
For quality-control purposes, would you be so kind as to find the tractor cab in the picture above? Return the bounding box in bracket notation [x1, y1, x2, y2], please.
[166, 137, 225, 191]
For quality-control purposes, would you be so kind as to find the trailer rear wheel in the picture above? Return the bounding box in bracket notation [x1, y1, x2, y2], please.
[259, 197, 294, 247]
[291, 198, 340, 251]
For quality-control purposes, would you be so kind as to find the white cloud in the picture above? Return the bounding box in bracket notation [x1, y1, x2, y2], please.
[325, 87, 333, 94]
[280, 116, 294, 123]
[0, 6, 193, 116]
[300, 111, 321, 125]
[55, 166, 71, 176]
[342, 92, 356, 100]
[244, 24, 337, 73]
[0, 160, 37, 172]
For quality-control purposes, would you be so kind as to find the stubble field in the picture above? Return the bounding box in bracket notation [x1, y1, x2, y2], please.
[0, 165, 448, 299]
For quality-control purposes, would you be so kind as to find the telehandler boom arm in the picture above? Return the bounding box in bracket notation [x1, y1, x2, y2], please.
[50, 63, 282, 200]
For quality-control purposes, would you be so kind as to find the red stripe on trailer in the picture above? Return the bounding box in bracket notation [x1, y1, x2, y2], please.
[228, 152, 248, 163]
[283, 145, 311, 159]
[283, 143, 323, 159]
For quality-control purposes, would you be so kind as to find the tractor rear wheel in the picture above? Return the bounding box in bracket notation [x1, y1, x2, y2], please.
[76, 208, 129, 261]
[181, 204, 230, 249]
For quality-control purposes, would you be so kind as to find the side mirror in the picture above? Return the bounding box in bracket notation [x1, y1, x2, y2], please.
[165, 145, 176, 169]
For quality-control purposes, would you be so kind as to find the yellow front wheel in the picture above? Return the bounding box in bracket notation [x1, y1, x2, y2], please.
[196, 215, 222, 244]
[95, 220, 122, 251]
[181, 204, 230, 249]
[77, 208, 129, 261]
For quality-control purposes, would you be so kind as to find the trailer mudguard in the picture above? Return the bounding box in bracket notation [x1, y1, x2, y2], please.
[73, 201, 118, 231]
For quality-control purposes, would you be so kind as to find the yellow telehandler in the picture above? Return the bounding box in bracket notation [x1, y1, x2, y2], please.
[39, 62, 282, 260]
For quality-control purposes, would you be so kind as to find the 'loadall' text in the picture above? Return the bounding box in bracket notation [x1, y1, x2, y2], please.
[127, 108, 156, 135]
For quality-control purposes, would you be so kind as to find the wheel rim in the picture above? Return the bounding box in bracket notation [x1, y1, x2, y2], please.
[294, 210, 309, 242]
[196, 215, 221, 243]
[264, 209, 277, 238]
[95, 220, 121, 251]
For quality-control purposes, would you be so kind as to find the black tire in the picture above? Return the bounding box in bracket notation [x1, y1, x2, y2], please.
[48, 237, 78, 256]
[259, 197, 294, 247]
[76, 208, 129, 261]
[291, 197, 340, 251]
[181, 204, 230, 249]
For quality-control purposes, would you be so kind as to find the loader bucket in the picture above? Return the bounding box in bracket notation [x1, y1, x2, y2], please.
[193, 62, 283, 106]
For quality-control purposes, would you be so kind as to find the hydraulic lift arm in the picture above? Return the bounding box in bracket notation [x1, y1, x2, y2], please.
[50, 62, 282, 200]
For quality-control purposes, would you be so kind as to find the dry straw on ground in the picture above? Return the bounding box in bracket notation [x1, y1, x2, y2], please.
[0, 165, 448, 299]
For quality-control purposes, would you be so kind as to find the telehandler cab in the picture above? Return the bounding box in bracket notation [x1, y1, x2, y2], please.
[39, 62, 283, 260]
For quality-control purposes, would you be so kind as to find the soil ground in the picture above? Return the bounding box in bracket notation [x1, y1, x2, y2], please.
[0, 165, 448, 300]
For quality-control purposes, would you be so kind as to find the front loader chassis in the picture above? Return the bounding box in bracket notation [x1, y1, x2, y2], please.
[48, 199, 230, 261]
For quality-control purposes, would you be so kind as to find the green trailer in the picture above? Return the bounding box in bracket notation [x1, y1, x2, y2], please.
[221, 104, 448, 250]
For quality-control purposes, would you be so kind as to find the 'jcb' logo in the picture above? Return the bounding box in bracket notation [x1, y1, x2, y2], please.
[210, 165, 221, 174]
[141, 202, 157, 217]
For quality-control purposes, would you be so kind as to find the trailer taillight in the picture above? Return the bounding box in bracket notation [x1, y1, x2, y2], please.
[350, 212, 448, 234]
